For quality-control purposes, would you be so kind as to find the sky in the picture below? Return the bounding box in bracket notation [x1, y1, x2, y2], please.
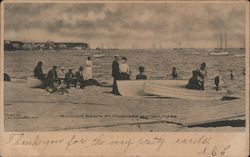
[4, 2, 246, 49]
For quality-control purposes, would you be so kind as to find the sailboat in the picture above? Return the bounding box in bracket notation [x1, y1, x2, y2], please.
[93, 42, 105, 58]
[174, 41, 182, 50]
[234, 37, 245, 57]
[209, 33, 229, 56]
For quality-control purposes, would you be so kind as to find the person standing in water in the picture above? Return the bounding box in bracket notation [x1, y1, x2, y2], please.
[230, 70, 234, 80]
[119, 57, 130, 80]
[112, 54, 120, 95]
[243, 68, 246, 76]
[136, 66, 147, 80]
[84, 56, 93, 81]
[172, 67, 178, 79]
[214, 69, 225, 91]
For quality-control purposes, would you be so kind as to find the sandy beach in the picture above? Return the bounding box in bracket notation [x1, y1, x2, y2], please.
[4, 49, 246, 131]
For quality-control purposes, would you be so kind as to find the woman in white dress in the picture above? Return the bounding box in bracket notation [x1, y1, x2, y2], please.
[84, 56, 93, 80]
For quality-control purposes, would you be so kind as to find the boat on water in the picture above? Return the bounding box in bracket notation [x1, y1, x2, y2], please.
[117, 80, 226, 100]
[93, 54, 105, 58]
[190, 51, 200, 55]
[209, 33, 229, 56]
[234, 54, 245, 57]
[27, 76, 43, 88]
[144, 82, 224, 100]
[209, 51, 229, 56]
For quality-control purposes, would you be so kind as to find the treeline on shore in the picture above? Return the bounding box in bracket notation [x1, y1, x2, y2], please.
[4, 40, 89, 51]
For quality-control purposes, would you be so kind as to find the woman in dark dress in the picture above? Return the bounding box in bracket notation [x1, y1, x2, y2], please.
[33, 61, 45, 81]
[112, 55, 120, 95]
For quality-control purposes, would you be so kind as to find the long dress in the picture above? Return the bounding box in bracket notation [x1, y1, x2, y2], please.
[84, 60, 93, 80]
[112, 60, 120, 95]
[119, 63, 130, 80]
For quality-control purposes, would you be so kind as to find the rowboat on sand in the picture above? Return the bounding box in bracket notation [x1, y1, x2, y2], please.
[117, 80, 226, 100]
[144, 82, 225, 100]
[27, 76, 43, 88]
[116, 80, 188, 97]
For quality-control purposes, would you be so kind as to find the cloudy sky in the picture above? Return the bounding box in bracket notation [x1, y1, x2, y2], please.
[4, 2, 246, 49]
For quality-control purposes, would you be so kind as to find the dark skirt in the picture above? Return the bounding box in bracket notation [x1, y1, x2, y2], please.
[118, 72, 130, 80]
[186, 77, 204, 90]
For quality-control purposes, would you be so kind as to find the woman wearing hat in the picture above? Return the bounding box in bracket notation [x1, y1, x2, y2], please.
[118, 56, 130, 80]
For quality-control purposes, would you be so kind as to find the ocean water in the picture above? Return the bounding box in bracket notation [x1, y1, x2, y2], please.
[4, 49, 246, 130]
[4, 48, 245, 91]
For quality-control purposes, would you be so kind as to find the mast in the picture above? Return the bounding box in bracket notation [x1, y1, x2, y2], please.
[101, 42, 103, 53]
[159, 41, 162, 50]
[220, 34, 223, 50]
[243, 36, 245, 49]
[224, 32, 227, 50]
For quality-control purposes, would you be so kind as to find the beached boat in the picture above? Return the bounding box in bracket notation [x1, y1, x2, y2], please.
[93, 54, 105, 58]
[27, 76, 43, 88]
[144, 82, 224, 100]
[116, 80, 187, 97]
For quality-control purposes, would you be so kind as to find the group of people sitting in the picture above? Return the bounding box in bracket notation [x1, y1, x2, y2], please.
[173, 62, 219, 91]
[33, 57, 101, 93]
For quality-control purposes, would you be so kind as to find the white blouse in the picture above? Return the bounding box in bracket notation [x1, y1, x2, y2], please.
[119, 63, 129, 73]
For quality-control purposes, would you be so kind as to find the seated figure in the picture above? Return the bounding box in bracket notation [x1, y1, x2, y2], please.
[186, 70, 204, 90]
[136, 66, 147, 80]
